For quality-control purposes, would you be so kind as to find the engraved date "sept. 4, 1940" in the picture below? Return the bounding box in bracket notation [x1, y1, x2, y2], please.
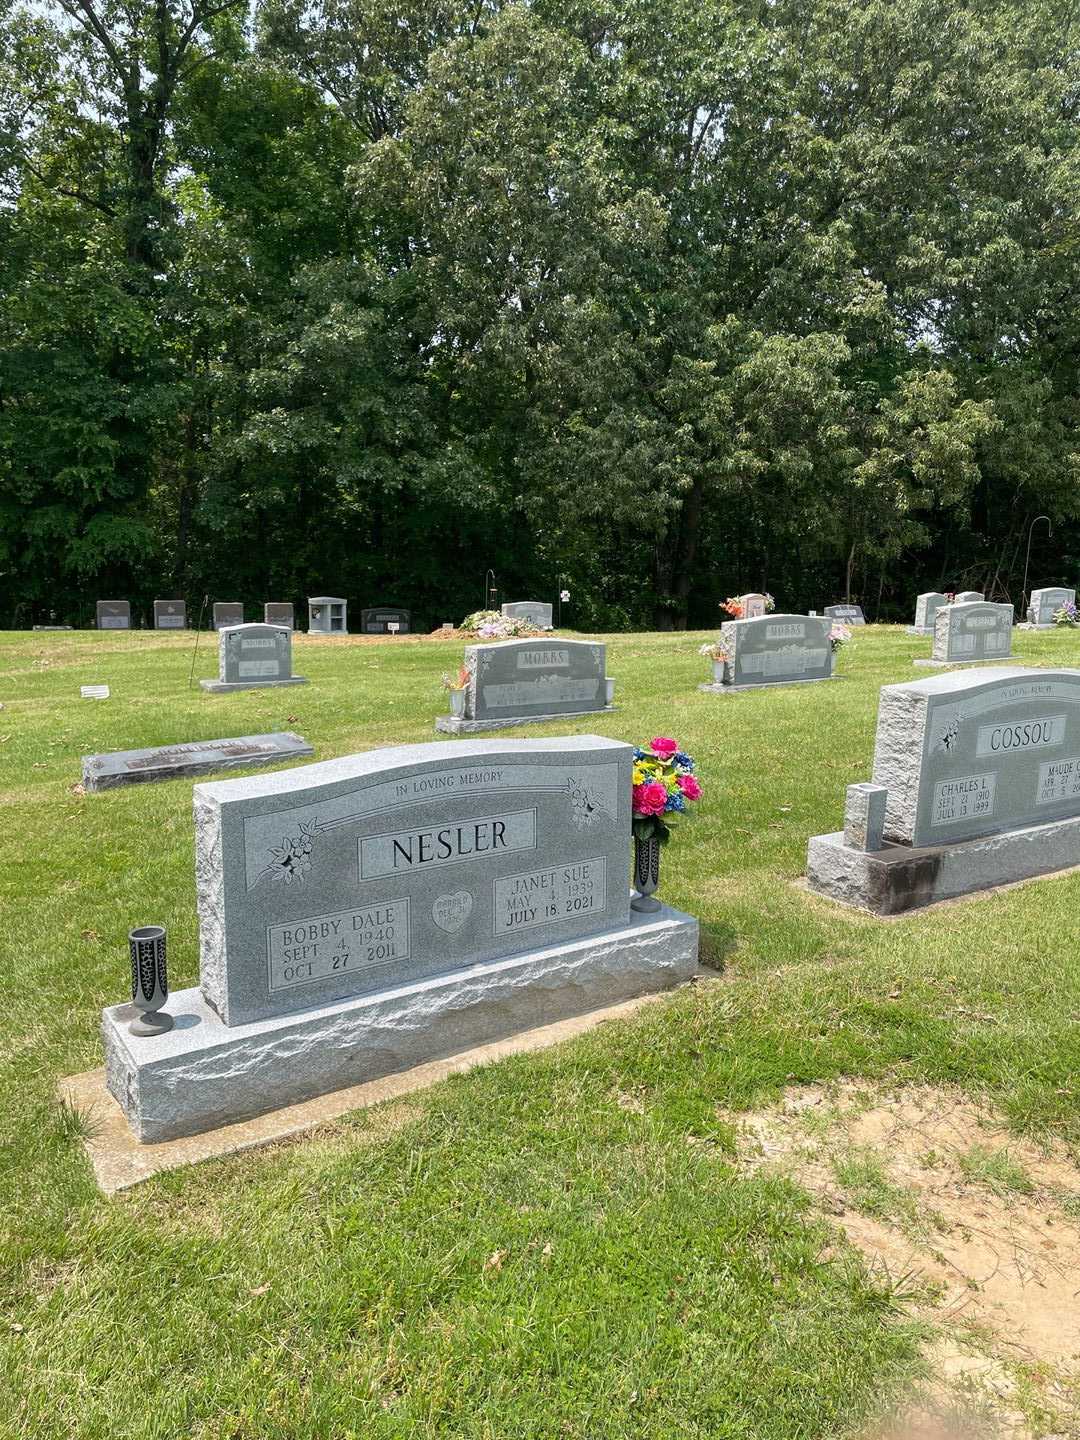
[266, 901, 410, 992]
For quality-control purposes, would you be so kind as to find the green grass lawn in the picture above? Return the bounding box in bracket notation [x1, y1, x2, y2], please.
[2, 625, 1079, 1438]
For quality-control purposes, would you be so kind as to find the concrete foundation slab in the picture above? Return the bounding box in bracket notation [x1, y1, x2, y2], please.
[102, 904, 699, 1143]
[806, 811, 1080, 914]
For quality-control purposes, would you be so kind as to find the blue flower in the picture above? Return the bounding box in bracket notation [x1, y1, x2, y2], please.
[675, 751, 693, 769]
[664, 791, 686, 813]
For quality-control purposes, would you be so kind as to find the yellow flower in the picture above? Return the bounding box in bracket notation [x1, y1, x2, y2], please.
[632, 766, 647, 785]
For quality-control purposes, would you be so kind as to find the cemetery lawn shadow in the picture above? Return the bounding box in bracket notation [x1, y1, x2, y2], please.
[1, 625, 1078, 1438]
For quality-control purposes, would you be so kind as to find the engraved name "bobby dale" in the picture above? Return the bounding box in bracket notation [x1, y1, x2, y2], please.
[358, 807, 537, 879]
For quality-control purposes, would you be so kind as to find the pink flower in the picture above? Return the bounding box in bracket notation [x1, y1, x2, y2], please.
[650, 737, 679, 760]
[678, 774, 702, 801]
[633, 781, 668, 817]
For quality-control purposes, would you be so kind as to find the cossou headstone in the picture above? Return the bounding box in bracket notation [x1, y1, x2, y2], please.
[704, 614, 835, 692]
[213, 602, 244, 631]
[955, 591, 984, 605]
[917, 601, 1014, 667]
[501, 601, 553, 629]
[96, 601, 131, 631]
[436, 638, 610, 733]
[823, 604, 866, 626]
[807, 667, 1080, 912]
[908, 592, 949, 636]
[82, 732, 313, 792]
[738, 593, 769, 619]
[361, 607, 411, 634]
[1027, 587, 1075, 628]
[101, 736, 699, 1140]
[264, 602, 294, 629]
[154, 599, 186, 630]
[308, 596, 347, 634]
[200, 622, 307, 693]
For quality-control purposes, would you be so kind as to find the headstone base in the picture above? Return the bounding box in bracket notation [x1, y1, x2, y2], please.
[698, 676, 842, 695]
[805, 813, 1080, 915]
[435, 705, 616, 733]
[102, 904, 699, 1143]
[199, 676, 308, 693]
[912, 657, 1017, 668]
[82, 732, 313, 791]
[1017, 622, 1058, 631]
[904, 626, 934, 636]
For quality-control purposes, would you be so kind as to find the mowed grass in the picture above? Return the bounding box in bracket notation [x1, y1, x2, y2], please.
[2, 624, 1080, 1439]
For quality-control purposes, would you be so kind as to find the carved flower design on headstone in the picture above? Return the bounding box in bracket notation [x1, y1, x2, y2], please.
[567, 777, 607, 827]
[266, 819, 320, 882]
[937, 717, 961, 752]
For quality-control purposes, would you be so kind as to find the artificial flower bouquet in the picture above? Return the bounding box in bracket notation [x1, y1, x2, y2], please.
[631, 737, 702, 844]
[460, 609, 542, 640]
[720, 593, 775, 619]
[440, 666, 469, 691]
[1053, 601, 1078, 627]
[828, 623, 852, 652]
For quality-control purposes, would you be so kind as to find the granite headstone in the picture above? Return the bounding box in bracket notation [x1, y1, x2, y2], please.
[501, 601, 553, 629]
[308, 596, 347, 634]
[738, 593, 769, 619]
[918, 601, 1014, 667]
[213, 602, 244, 631]
[908, 592, 949, 636]
[823, 603, 866, 626]
[96, 600, 131, 631]
[436, 638, 610, 732]
[264, 603, 294, 629]
[361, 607, 411, 634]
[955, 591, 984, 605]
[704, 614, 835, 691]
[1027, 587, 1075, 628]
[200, 622, 307, 693]
[154, 600, 186, 630]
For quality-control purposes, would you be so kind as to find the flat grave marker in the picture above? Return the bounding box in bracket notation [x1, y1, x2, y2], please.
[82, 732, 313, 792]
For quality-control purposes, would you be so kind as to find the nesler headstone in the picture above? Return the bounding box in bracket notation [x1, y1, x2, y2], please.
[823, 603, 866, 626]
[264, 602, 294, 629]
[807, 667, 1080, 912]
[702, 614, 836, 692]
[96, 601, 131, 631]
[82, 732, 313, 792]
[213, 602, 244, 630]
[907, 592, 949, 636]
[915, 601, 1014, 668]
[200, 622, 307, 693]
[501, 601, 553, 629]
[154, 599, 186, 630]
[436, 638, 612, 733]
[361, 607, 411, 634]
[101, 736, 699, 1140]
[1026, 587, 1075, 629]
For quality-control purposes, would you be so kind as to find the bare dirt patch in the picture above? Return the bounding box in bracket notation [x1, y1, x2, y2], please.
[735, 1082, 1080, 1438]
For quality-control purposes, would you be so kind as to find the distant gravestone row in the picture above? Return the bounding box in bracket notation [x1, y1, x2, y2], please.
[101, 735, 699, 1140]
[95, 600, 295, 630]
[808, 666, 1080, 913]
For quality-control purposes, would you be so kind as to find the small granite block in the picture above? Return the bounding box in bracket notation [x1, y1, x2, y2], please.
[102, 904, 700, 1142]
[843, 783, 887, 850]
[806, 812, 1080, 914]
[82, 732, 313, 791]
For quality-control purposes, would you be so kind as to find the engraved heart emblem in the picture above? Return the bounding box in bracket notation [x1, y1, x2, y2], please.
[432, 891, 473, 934]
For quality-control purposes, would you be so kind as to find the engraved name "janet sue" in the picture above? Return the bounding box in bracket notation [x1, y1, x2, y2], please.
[358, 808, 537, 879]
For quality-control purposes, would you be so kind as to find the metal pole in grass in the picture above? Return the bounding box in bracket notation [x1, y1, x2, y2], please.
[188, 593, 209, 687]
[1021, 516, 1052, 619]
[484, 569, 496, 610]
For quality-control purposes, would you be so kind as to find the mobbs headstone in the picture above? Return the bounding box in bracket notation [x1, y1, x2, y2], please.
[200, 622, 308, 693]
[436, 638, 611, 732]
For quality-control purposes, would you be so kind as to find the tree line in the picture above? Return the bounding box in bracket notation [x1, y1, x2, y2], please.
[1, 0, 1077, 631]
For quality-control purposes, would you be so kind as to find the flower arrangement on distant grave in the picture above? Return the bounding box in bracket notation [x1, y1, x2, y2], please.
[460, 609, 541, 640]
[440, 666, 470, 691]
[720, 593, 774, 619]
[698, 639, 730, 664]
[828, 623, 852, 652]
[1053, 601, 1078, 627]
[631, 738, 702, 845]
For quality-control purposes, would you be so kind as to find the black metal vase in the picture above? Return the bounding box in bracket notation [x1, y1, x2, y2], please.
[631, 835, 662, 913]
[128, 925, 174, 1036]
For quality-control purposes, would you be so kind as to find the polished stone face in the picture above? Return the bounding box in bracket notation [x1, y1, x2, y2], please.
[96, 600, 130, 630]
[721, 614, 834, 686]
[501, 601, 553, 628]
[264, 603, 294, 628]
[824, 604, 866, 625]
[361, 607, 410, 633]
[194, 736, 632, 1025]
[154, 599, 186, 629]
[1029, 587, 1074, 625]
[932, 601, 1013, 662]
[872, 667, 1080, 847]
[219, 623, 292, 684]
[465, 638, 607, 721]
[213, 603, 244, 630]
[913, 592, 948, 630]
